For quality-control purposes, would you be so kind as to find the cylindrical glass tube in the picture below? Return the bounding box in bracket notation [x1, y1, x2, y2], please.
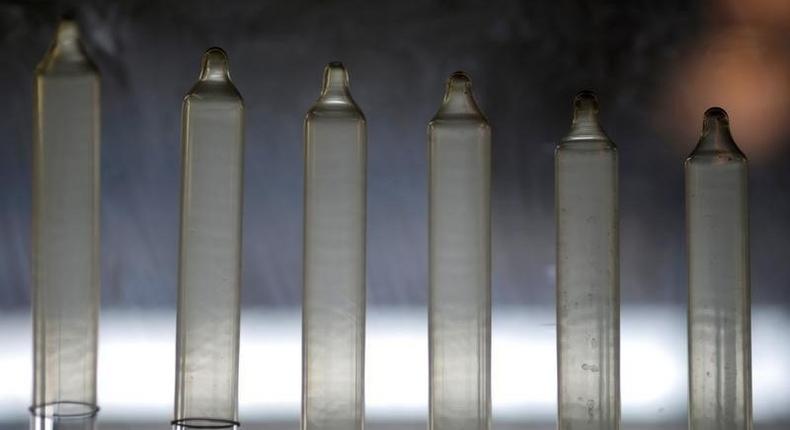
[428, 72, 491, 430]
[686, 107, 752, 430]
[32, 19, 100, 421]
[555, 91, 619, 430]
[174, 47, 244, 430]
[302, 62, 366, 430]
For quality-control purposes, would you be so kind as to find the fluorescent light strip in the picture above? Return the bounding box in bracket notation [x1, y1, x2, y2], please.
[0, 306, 786, 423]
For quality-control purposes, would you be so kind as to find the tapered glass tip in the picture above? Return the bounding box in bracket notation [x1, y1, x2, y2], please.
[446, 71, 472, 93]
[37, 17, 96, 73]
[563, 90, 609, 142]
[443, 71, 473, 103]
[690, 106, 744, 159]
[573, 90, 599, 117]
[322, 62, 350, 92]
[433, 70, 486, 119]
[55, 19, 80, 43]
[200, 47, 231, 81]
[702, 107, 730, 133]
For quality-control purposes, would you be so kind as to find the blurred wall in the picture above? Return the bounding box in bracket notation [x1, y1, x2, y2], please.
[0, 1, 788, 307]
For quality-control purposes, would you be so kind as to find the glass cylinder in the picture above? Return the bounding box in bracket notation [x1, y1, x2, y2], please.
[428, 71, 491, 430]
[686, 107, 752, 430]
[555, 91, 619, 430]
[32, 19, 100, 422]
[302, 62, 366, 430]
[173, 47, 244, 430]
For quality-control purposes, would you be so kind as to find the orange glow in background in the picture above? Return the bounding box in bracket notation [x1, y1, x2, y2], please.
[659, 0, 790, 160]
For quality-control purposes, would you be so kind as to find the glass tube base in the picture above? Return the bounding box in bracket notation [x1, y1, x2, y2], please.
[30, 402, 99, 419]
[29, 405, 98, 430]
[171, 418, 240, 430]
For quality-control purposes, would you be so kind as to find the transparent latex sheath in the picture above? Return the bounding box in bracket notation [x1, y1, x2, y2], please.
[556, 140, 619, 430]
[175, 72, 244, 426]
[302, 85, 366, 430]
[32, 25, 100, 418]
[687, 156, 751, 430]
[429, 120, 491, 430]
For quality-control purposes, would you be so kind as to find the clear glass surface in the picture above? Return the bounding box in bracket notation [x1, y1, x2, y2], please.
[555, 91, 620, 430]
[302, 62, 366, 430]
[32, 19, 101, 420]
[428, 72, 491, 430]
[174, 48, 244, 430]
[30, 414, 97, 430]
[686, 108, 752, 430]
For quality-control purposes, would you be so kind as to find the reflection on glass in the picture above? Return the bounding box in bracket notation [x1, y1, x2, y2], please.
[31, 415, 97, 430]
[555, 91, 620, 430]
[302, 62, 366, 430]
[686, 107, 752, 430]
[173, 47, 244, 430]
[32, 19, 101, 425]
[428, 72, 491, 430]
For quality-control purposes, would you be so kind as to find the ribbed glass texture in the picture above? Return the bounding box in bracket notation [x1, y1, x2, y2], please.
[173, 47, 244, 430]
[428, 72, 491, 430]
[555, 91, 619, 430]
[686, 107, 752, 430]
[302, 62, 366, 430]
[32, 19, 100, 421]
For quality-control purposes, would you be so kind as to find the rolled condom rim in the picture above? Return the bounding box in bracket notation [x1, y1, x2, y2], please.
[29, 401, 100, 419]
[171, 417, 241, 429]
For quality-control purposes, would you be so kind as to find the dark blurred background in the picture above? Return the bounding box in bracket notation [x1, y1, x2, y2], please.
[0, 0, 788, 429]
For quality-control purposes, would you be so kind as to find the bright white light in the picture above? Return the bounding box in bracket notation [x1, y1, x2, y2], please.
[238, 311, 301, 419]
[365, 309, 428, 418]
[0, 306, 787, 424]
[752, 307, 790, 421]
[98, 312, 175, 419]
[622, 340, 681, 406]
[0, 317, 30, 421]
[620, 308, 686, 421]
